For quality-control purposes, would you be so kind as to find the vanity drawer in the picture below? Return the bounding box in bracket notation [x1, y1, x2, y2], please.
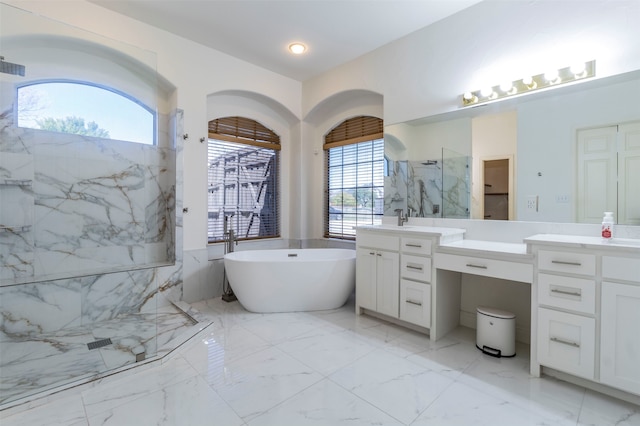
[434, 253, 533, 283]
[602, 256, 640, 282]
[538, 273, 596, 314]
[401, 237, 432, 256]
[357, 233, 399, 251]
[401, 254, 431, 282]
[537, 307, 595, 380]
[538, 250, 596, 276]
[400, 279, 431, 328]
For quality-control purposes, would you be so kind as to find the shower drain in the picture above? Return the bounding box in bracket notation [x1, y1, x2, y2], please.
[87, 338, 113, 350]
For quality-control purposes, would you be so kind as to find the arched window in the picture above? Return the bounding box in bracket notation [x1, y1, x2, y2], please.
[207, 116, 280, 243]
[17, 81, 155, 145]
[324, 116, 384, 239]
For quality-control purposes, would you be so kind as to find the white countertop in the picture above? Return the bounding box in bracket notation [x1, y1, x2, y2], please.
[525, 234, 640, 252]
[356, 224, 466, 237]
[439, 239, 529, 255]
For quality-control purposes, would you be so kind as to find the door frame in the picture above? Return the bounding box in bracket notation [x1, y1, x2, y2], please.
[480, 154, 514, 220]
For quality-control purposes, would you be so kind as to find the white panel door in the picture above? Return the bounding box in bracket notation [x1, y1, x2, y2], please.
[576, 126, 617, 223]
[376, 251, 399, 318]
[600, 281, 640, 395]
[618, 122, 640, 225]
[355, 248, 377, 312]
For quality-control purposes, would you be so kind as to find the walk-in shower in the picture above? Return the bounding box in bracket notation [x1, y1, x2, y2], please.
[0, 4, 197, 408]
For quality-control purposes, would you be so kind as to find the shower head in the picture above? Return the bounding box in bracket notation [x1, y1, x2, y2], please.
[0, 56, 25, 76]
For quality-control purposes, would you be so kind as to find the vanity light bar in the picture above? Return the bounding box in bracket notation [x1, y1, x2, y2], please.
[461, 60, 596, 107]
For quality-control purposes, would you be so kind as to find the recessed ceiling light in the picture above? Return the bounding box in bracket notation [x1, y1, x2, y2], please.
[288, 43, 306, 55]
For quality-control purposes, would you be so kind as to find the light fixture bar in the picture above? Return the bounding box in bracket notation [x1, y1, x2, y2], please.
[461, 60, 595, 107]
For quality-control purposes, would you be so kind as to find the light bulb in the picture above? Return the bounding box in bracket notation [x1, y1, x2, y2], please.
[500, 82, 514, 93]
[481, 87, 494, 98]
[545, 70, 559, 83]
[522, 76, 536, 89]
[288, 43, 306, 54]
[570, 62, 586, 76]
[463, 92, 477, 104]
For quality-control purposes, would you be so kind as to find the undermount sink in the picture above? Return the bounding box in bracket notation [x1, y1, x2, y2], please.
[375, 224, 415, 229]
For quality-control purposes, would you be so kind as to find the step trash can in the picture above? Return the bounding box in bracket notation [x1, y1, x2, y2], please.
[476, 306, 516, 357]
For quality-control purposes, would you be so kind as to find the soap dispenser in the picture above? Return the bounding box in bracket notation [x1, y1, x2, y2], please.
[601, 212, 614, 241]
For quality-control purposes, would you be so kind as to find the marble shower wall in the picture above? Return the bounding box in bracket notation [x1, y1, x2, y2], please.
[0, 99, 183, 339]
[384, 156, 470, 219]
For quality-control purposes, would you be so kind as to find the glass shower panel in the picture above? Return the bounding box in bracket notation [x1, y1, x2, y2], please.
[0, 3, 172, 407]
[442, 147, 471, 219]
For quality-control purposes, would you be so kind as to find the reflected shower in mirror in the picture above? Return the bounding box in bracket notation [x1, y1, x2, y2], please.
[384, 148, 470, 219]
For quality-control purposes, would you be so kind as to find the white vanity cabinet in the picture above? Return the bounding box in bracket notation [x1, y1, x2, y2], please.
[535, 249, 597, 380]
[399, 236, 433, 328]
[600, 256, 640, 395]
[355, 226, 465, 335]
[355, 232, 400, 318]
[527, 235, 640, 397]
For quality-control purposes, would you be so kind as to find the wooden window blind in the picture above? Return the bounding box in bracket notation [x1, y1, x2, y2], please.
[208, 117, 280, 243]
[324, 116, 384, 240]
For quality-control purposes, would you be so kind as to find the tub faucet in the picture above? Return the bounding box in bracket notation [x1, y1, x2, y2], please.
[394, 209, 408, 226]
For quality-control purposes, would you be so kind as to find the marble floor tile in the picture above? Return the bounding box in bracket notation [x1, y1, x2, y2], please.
[0, 393, 88, 426]
[330, 348, 455, 424]
[86, 375, 244, 426]
[247, 378, 403, 426]
[81, 356, 199, 418]
[412, 381, 577, 426]
[457, 353, 585, 422]
[275, 328, 378, 376]
[204, 345, 324, 421]
[238, 311, 332, 345]
[577, 389, 640, 425]
[180, 323, 271, 377]
[2, 296, 639, 426]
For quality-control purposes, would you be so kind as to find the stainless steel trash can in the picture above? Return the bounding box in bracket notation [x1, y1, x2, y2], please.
[476, 306, 516, 357]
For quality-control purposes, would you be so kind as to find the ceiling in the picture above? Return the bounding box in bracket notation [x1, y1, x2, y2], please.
[88, 0, 482, 82]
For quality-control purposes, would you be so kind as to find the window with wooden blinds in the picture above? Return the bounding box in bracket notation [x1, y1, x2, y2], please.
[324, 116, 384, 240]
[208, 117, 280, 243]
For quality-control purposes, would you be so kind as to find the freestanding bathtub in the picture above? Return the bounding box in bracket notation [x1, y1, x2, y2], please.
[223, 248, 355, 313]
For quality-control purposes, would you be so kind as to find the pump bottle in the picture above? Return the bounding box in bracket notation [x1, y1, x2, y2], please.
[602, 212, 614, 241]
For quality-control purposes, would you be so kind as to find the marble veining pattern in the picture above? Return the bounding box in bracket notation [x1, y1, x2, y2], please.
[2, 296, 638, 425]
[0, 102, 185, 406]
[384, 157, 470, 219]
[0, 106, 176, 283]
[0, 303, 200, 406]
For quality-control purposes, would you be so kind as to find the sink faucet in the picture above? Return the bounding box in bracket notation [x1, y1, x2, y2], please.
[394, 209, 408, 226]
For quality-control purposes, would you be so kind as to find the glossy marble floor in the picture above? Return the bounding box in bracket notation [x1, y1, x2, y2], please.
[2, 295, 639, 425]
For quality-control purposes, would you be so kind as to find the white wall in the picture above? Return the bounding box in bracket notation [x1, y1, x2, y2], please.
[516, 78, 640, 222]
[303, 0, 640, 125]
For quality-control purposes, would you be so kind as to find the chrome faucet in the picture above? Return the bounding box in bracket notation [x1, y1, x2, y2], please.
[394, 208, 408, 226]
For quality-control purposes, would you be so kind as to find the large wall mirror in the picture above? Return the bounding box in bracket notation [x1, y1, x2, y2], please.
[384, 70, 640, 225]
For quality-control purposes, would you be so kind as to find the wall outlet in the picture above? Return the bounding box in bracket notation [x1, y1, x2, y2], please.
[556, 194, 570, 203]
[527, 196, 538, 211]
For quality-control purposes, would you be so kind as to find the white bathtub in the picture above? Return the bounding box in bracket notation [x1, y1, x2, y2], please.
[223, 248, 355, 313]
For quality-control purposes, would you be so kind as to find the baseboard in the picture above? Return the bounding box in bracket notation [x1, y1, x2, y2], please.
[543, 367, 640, 406]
